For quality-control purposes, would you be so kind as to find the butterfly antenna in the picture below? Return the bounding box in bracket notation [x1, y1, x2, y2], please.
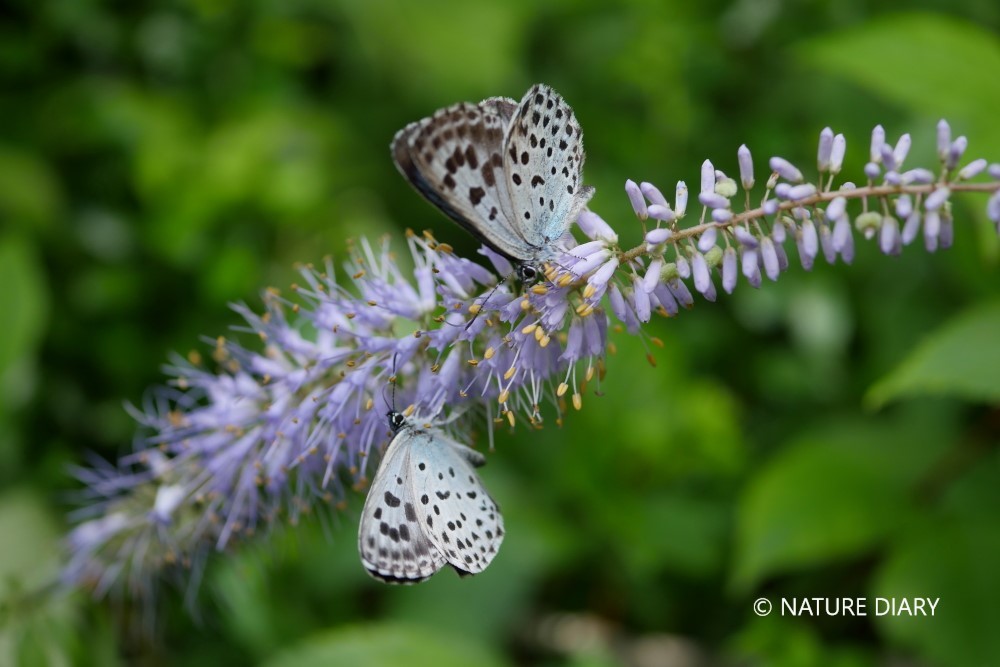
[389, 353, 399, 411]
[463, 271, 512, 331]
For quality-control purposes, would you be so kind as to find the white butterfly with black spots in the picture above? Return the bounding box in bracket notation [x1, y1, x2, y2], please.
[358, 411, 504, 583]
[391, 83, 594, 282]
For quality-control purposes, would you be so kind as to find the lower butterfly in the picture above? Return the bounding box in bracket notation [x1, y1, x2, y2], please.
[391, 83, 594, 282]
[358, 411, 505, 583]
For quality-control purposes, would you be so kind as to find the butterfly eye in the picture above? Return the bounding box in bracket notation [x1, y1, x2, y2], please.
[517, 264, 538, 283]
[388, 411, 406, 432]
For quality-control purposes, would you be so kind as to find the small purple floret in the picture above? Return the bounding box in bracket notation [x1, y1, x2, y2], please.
[769, 156, 803, 183]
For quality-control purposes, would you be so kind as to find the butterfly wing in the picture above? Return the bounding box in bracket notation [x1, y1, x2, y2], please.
[502, 84, 594, 262]
[409, 430, 505, 576]
[391, 97, 539, 263]
[358, 430, 447, 583]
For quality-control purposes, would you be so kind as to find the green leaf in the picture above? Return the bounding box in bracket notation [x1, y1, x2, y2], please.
[731, 417, 944, 590]
[798, 12, 1000, 129]
[262, 623, 508, 667]
[0, 147, 62, 229]
[867, 300, 1000, 408]
[0, 236, 49, 407]
[871, 465, 1000, 665]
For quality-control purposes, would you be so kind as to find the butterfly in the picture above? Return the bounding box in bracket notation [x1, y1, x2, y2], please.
[358, 410, 505, 583]
[391, 83, 594, 282]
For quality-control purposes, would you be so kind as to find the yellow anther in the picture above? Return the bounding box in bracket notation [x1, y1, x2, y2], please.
[557, 382, 569, 397]
[498, 390, 509, 404]
[484, 347, 495, 360]
[469, 303, 482, 315]
[530, 285, 548, 295]
[521, 323, 537, 335]
[504, 366, 516, 380]
[572, 393, 582, 410]
[583, 284, 596, 299]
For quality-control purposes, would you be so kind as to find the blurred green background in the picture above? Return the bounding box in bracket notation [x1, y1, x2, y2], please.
[2, 1, 1000, 665]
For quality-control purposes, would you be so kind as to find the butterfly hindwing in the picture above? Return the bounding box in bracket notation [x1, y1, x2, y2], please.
[358, 430, 446, 583]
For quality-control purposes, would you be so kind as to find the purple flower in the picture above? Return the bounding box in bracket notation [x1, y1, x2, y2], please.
[988, 192, 1000, 224]
[692, 251, 713, 295]
[643, 257, 664, 293]
[626, 179, 648, 220]
[722, 247, 738, 293]
[738, 144, 754, 189]
[826, 196, 846, 221]
[701, 160, 716, 195]
[900, 168, 934, 185]
[902, 211, 922, 245]
[769, 156, 804, 183]
[947, 136, 968, 170]
[577, 210, 619, 243]
[675, 182, 689, 217]
[647, 204, 676, 222]
[734, 226, 759, 248]
[924, 211, 941, 252]
[924, 187, 950, 211]
[880, 216, 902, 256]
[741, 247, 761, 287]
[958, 159, 987, 180]
[937, 120, 951, 160]
[870, 125, 885, 162]
[786, 184, 816, 201]
[640, 182, 669, 207]
[893, 133, 912, 167]
[830, 133, 846, 175]
[699, 192, 730, 209]
[645, 227, 673, 249]
[760, 237, 780, 281]
[698, 226, 718, 252]
[895, 194, 913, 219]
[817, 127, 834, 172]
[797, 219, 818, 270]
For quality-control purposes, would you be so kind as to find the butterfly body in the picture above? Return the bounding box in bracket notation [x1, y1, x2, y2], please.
[358, 412, 504, 583]
[391, 84, 593, 278]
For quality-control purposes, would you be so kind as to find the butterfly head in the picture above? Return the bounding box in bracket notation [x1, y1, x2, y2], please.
[387, 410, 407, 433]
[516, 263, 539, 284]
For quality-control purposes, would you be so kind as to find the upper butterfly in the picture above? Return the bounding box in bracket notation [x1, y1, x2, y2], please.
[391, 83, 594, 282]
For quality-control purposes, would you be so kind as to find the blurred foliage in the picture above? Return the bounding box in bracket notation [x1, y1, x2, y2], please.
[2, 0, 999, 665]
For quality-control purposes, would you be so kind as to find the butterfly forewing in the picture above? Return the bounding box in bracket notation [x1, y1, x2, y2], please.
[358, 423, 504, 583]
[391, 98, 532, 261]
